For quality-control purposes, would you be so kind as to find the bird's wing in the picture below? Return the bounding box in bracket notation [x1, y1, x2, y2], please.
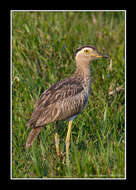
[27, 77, 85, 127]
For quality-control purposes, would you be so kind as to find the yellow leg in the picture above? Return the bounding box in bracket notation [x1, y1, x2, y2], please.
[65, 120, 73, 166]
[55, 132, 60, 156]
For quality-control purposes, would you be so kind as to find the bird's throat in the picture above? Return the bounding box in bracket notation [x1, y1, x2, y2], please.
[76, 60, 91, 80]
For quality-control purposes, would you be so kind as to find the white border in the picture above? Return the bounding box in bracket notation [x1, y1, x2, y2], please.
[10, 10, 126, 180]
[11, 10, 125, 12]
[124, 10, 127, 180]
[10, 10, 13, 180]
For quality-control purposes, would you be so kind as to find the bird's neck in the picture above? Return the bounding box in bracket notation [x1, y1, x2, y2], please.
[75, 60, 91, 80]
[73, 60, 91, 95]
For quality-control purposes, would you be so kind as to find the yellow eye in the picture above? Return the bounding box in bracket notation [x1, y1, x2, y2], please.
[84, 49, 90, 54]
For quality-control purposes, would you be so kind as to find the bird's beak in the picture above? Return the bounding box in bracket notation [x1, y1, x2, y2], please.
[95, 52, 109, 58]
[101, 54, 109, 58]
[91, 51, 109, 59]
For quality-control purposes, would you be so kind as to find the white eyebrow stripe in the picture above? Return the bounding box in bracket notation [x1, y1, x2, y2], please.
[77, 47, 92, 54]
[75, 47, 92, 60]
[82, 47, 91, 51]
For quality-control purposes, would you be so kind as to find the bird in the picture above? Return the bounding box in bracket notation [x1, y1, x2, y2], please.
[25, 45, 109, 165]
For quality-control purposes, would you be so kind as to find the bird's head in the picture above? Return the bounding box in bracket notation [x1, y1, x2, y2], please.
[75, 45, 109, 63]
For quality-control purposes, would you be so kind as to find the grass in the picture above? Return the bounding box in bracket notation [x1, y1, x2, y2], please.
[12, 11, 125, 178]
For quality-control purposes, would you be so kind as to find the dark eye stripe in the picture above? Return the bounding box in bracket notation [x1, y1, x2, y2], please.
[75, 45, 97, 55]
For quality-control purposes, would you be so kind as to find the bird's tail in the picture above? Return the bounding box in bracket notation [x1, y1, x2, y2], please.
[25, 127, 42, 149]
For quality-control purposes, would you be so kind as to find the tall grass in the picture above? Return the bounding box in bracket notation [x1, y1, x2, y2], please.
[12, 11, 125, 178]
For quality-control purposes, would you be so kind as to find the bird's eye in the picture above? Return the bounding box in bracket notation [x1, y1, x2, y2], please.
[84, 49, 90, 54]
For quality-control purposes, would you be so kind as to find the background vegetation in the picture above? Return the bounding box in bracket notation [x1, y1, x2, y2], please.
[12, 11, 125, 178]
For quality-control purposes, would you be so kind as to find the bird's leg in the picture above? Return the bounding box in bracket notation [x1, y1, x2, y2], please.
[65, 120, 72, 166]
[55, 132, 60, 156]
[55, 121, 60, 156]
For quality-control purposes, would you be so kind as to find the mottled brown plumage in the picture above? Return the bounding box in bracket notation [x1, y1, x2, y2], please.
[27, 72, 87, 126]
[26, 45, 109, 151]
